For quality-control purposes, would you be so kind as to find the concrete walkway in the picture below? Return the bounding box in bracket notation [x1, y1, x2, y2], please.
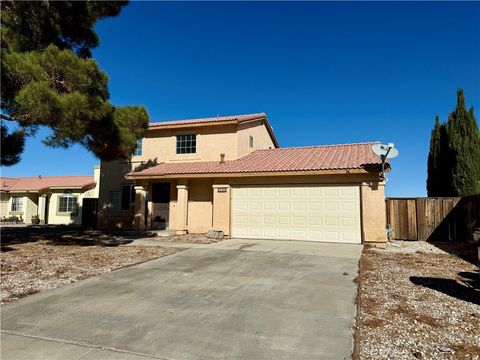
[1, 239, 362, 360]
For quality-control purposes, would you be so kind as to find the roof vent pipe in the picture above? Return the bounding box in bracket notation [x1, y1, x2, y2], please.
[220, 153, 225, 164]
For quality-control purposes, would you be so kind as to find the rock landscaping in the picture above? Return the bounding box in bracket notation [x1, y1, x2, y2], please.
[0, 226, 182, 304]
[354, 240, 480, 359]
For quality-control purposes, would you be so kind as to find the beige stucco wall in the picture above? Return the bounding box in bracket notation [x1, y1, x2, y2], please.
[186, 179, 213, 233]
[97, 160, 135, 229]
[133, 120, 276, 165]
[139, 124, 239, 163]
[98, 120, 276, 229]
[237, 120, 276, 157]
[212, 184, 231, 235]
[360, 181, 387, 242]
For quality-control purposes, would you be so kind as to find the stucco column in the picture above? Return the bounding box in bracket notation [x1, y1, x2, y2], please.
[212, 184, 231, 236]
[175, 184, 189, 234]
[146, 182, 153, 229]
[360, 181, 387, 244]
[133, 185, 147, 231]
[38, 194, 47, 225]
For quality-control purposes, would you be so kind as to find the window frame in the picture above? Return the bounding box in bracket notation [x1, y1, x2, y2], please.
[57, 195, 78, 215]
[134, 138, 143, 156]
[121, 184, 135, 211]
[176, 134, 197, 154]
[109, 191, 121, 211]
[11, 196, 23, 212]
[249, 135, 254, 148]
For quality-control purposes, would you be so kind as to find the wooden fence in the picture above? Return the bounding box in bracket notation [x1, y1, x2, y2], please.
[386, 195, 480, 241]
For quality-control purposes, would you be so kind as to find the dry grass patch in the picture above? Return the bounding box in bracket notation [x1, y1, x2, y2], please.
[354, 241, 480, 360]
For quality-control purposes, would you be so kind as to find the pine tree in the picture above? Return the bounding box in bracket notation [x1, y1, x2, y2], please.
[0, 1, 148, 166]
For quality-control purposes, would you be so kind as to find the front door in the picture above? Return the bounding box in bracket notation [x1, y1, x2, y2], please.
[82, 198, 98, 229]
[152, 183, 170, 229]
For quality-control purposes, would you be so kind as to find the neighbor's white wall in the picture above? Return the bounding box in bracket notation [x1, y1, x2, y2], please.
[24, 194, 38, 224]
[0, 193, 10, 218]
[47, 190, 88, 225]
[7, 194, 28, 222]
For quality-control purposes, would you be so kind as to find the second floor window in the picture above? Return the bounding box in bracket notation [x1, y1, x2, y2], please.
[134, 139, 142, 156]
[176, 134, 196, 154]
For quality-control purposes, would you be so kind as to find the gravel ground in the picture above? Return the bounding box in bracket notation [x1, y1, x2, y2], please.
[1, 240, 181, 304]
[158, 233, 223, 244]
[354, 241, 480, 360]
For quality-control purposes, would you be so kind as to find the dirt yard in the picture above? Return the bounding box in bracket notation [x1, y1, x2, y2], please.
[354, 241, 480, 360]
[158, 232, 223, 244]
[1, 226, 182, 304]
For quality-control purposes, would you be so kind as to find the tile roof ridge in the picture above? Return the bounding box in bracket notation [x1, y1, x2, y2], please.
[17, 175, 92, 179]
[253, 141, 380, 151]
[150, 112, 266, 125]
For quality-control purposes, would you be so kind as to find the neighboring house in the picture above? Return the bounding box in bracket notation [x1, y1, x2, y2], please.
[0, 166, 100, 226]
[98, 113, 388, 244]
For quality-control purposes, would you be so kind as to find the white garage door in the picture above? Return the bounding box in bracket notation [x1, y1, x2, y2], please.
[231, 185, 361, 243]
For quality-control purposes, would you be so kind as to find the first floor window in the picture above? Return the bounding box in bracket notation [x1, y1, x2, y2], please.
[11, 196, 23, 212]
[58, 196, 77, 213]
[121, 184, 135, 210]
[109, 191, 120, 210]
[176, 134, 196, 154]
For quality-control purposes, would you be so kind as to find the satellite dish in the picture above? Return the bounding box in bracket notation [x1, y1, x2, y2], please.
[372, 143, 399, 159]
[371, 143, 399, 180]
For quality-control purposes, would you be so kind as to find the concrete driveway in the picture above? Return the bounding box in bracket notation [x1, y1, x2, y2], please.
[1, 239, 362, 360]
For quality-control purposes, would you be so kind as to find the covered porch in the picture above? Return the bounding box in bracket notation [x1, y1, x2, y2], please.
[132, 178, 230, 235]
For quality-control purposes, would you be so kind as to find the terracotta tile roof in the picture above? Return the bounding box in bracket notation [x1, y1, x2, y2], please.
[0, 178, 19, 192]
[148, 112, 279, 148]
[149, 113, 267, 127]
[0, 176, 95, 192]
[129, 142, 383, 177]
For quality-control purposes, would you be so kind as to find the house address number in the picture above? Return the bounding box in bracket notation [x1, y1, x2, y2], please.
[217, 187, 227, 193]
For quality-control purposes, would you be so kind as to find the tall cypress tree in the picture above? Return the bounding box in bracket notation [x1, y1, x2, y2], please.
[427, 115, 442, 196]
[446, 90, 480, 196]
[427, 89, 480, 196]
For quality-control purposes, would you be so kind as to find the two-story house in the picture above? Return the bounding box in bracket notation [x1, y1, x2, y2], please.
[97, 113, 387, 244]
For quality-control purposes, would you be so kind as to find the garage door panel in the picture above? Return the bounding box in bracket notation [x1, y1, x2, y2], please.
[293, 202, 307, 210]
[232, 185, 361, 243]
[309, 202, 323, 211]
[249, 215, 262, 226]
[325, 231, 339, 241]
[293, 216, 306, 225]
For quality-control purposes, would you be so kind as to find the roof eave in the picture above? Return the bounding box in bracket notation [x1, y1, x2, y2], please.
[126, 168, 375, 180]
[148, 120, 238, 130]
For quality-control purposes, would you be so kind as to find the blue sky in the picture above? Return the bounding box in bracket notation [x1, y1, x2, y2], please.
[2, 1, 479, 197]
